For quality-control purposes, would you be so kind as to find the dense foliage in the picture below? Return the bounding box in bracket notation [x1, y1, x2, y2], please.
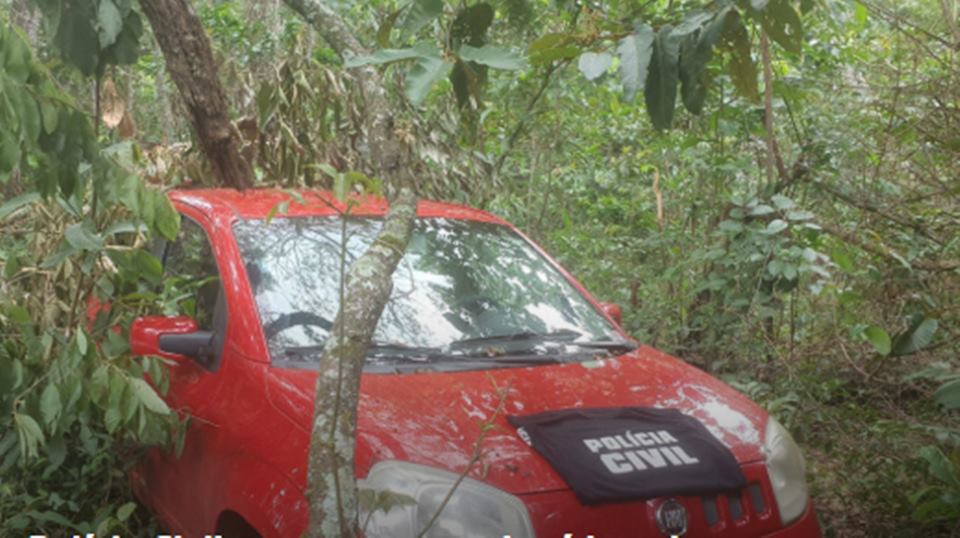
[0, 18, 181, 534]
[2, 0, 958, 535]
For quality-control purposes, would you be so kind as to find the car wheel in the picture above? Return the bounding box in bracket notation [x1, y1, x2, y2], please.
[216, 510, 262, 538]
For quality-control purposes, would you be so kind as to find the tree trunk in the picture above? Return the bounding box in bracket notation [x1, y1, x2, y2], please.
[280, 1, 419, 536]
[151, 37, 176, 144]
[138, 0, 253, 189]
[11, 1, 41, 47]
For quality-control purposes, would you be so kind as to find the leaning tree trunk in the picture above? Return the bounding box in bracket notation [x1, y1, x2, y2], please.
[280, 1, 419, 536]
[139, 0, 253, 189]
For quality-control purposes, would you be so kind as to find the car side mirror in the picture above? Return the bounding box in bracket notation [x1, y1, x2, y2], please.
[131, 315, 214, 362]
[599, 302, 623, 326]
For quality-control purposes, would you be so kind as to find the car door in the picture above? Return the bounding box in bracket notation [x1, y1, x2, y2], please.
[137, 214, 234, 532]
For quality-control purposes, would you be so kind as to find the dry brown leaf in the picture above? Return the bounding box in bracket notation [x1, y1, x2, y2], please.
[117, 111, 136, 140]
[100, 78, 125, 129]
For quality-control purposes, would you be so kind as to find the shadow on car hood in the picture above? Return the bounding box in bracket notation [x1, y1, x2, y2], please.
[264, 345, 767, 496]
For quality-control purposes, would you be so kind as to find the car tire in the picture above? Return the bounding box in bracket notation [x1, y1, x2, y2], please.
[216, 510, 262, 538]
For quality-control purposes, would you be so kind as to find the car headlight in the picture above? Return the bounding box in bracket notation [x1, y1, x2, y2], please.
[763, 416, 809, 525]
[359, 461, 535, 538]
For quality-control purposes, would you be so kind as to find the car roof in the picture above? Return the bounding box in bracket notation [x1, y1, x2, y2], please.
[169, 188, 508, 224]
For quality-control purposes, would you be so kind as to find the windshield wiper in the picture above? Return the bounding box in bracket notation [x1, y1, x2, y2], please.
[366, 342, 445, 360]
[571, 340, 639, 353]
[284, 341, 445, 361]
[448, 329, 584, 350]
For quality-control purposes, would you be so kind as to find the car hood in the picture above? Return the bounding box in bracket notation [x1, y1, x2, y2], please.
[264, 345, 768, 496]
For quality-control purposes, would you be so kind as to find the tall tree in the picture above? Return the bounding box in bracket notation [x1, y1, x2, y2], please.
[138, 0, 253, 189]
[276, 2, 419, 535]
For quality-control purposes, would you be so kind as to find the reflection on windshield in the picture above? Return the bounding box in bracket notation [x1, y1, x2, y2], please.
[233, 217, 619, 361]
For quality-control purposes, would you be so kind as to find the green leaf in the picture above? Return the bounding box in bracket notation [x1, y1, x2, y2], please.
[529, 32, 569, 54]
[771, 194, 795, 209]
[0, 31, 33, 82]
[133, 249, 163, 284]
[762, 0, 803, 54]
[530, 44, 580, 66]
[450, 3, 494, 47]
[679, 7, 732, 114]
[853, 1, 868, 28]
[891, 318, 939, 356]
[644, 25, 681, 130]
[2, 26, 32, 82]
[345, 47, 424, 67]
[406, 55, 453, 105]
[40, 242, 79, 269]
[53, 3, 100, 76]
[76, 328, 88, 355]
[863, 325, 891, 356]
[723, 14, 759, 102]
[104, 407, 121, 433]
[265, 200, 290, 224]
[6, 304, 31, 324]
[0, 192, 40, 219]
[12, 89, 42, 144]
[458, 45, 526, 70]
[39, 100, 59, 134]
[934, 379, 960, 411]
[40, 384, 62, 426]
[152, 190, 180, 241]
[617, 24, 654, 103]
[578, 51, 612, 81]
[399, 0, 444, 38]
[528, 32, 579, 66]
[762, 219, 788, 234]
[315, 163, 339, 178]
[919, 445, 960, 488]
[65, 222, 105, 251]
[830, 247, 855, 273]
[767, 259, 783, 277]
[99, 10, 143, 68]
[11, 359, 25, 391]
[97, 0, 124, 48]
[785, 209, 814, 221]
[718, 219, 743, 233]
[0, 431, 16, 462]
[90, 365, 109, 402]
[14, 413, 44, 459]
[749, 204, 775, 216]
[128, 377, 170, 415]
[45, 435, 67, 470]
[0, 127, 21, 175]
[117, 502, 137, 522]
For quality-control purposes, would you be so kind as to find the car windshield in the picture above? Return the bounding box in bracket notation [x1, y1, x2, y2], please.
[232, 217, 623, 364]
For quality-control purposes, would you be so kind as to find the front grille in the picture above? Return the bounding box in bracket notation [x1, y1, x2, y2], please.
[748, 483, 767, 514]
[701, 481, 773, 530]
[727, 493, 743, 520]
[702, 495, 720, 526]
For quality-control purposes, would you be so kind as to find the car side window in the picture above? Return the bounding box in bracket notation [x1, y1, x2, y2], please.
[163, 217, 222, 331]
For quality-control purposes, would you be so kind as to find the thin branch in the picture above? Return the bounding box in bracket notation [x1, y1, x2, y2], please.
[416, 381, 511, 538]
[759, 30, 789, 186]
[492, 61, 567, 180]
[818, 221, 959, 272]
[817, 182, 946, 246]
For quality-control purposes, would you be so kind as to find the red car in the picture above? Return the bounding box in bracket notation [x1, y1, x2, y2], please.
[129, 189, 820, 537]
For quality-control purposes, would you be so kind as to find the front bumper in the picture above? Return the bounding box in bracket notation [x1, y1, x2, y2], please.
[519, 463, 821, 537]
